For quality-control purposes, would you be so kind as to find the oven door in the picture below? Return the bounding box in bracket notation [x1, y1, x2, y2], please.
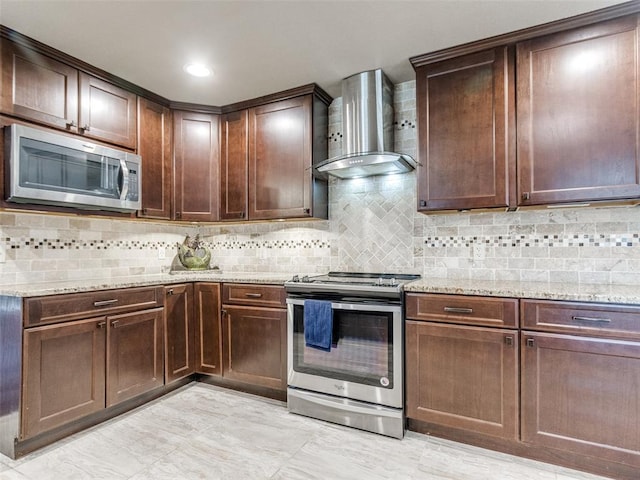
[287, 298, 403, 408]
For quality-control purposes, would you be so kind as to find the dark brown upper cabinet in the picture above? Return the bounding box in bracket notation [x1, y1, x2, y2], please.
[517, 15, 640, 206]
[249, 96, 313, 220]
[1, 39, 137, 149]
[137, 98, 172, 219]
[173, 110, 220, 222]
[220, 110, 249, 221]
[415, 47, 516, 212]
[220, 87, 329, 222]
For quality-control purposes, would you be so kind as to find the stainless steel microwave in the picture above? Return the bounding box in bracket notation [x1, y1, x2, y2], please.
[5, 124, 141, 212]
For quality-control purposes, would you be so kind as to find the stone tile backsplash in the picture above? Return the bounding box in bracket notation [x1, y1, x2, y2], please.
[1, 80, 639, 287]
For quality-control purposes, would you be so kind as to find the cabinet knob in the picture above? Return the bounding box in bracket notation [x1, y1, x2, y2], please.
[167, 289, 174, 296]
[522, 192, 530, 201]
[419, 200, 427, 208]
[97, 321, 106, 329]
[111, 320, 120, 328]
[303, 208, 310, 215]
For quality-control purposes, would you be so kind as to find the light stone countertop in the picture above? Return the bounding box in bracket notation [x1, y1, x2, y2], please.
[404, 278, 640, 305]
[1, 273, 638, 305]
[0, 271, 296, 298]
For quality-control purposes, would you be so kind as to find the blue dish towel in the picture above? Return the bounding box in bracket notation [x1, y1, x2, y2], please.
[304, 299, 333, 351]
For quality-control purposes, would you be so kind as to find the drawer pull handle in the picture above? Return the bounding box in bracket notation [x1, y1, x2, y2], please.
[572, 316, 611, 324]
[97, 321, 106, 329]
[504, 336, 514, 346]
[94, 299, 119, 308]
[526, 338, 535, 348]
[444, 307, 473, 314]
[245, 293, 263, 298]
[111, 320, 119, 328]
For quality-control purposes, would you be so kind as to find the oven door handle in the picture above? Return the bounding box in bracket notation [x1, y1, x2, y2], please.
[286, 298, 401, 313]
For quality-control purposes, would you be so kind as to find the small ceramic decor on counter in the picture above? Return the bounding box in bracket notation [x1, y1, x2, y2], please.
[176, 234, 212, 270]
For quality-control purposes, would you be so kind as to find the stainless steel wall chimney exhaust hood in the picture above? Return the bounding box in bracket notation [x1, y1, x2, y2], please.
[316, 69, 416, 179]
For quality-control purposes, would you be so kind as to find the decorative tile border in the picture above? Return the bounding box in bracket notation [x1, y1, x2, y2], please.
[425, 233, 640, 248]
[2, 237, 332, 251]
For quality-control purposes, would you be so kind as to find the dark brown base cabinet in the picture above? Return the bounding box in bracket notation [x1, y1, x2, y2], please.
[405, 293, 520, 440]
[407, 293, 640, 479]
[20, 287, 165, 440]
[20, 308, 164, 439]
[406, 321, 519, 440]
[164, 284, 196, 383]
[22, 318, 106, 439]
[194, 282, 222, 376]
[220, 284, 287, 392]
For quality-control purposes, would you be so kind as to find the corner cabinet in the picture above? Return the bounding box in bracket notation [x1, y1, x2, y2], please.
[221, 86, 330, 221]
[0, 38, 137, 149]
[414, 47, 515, 211]
[173, 110, 220, 222]
[517, 15, 640, 206]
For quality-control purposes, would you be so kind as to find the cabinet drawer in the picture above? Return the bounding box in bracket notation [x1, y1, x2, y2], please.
[521, 299, 640, 340]
[222, 284, 286, 308]
[24, 286, 164, 327]
[405, 293, 518, 328]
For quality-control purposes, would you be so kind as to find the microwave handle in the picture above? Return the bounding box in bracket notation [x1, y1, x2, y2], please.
[118, 158, 129, 200]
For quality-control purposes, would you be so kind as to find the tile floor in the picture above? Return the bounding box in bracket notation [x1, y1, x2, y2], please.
[0, 383, 608, 480]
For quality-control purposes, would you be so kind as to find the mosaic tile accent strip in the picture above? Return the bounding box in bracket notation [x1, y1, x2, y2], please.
[425, 233, 640, 248]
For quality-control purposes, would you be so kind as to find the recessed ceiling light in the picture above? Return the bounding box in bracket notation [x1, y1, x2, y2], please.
[183, 63, 212, 77]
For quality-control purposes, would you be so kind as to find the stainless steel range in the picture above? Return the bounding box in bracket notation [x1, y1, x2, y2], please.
[285, 272, 420, 439]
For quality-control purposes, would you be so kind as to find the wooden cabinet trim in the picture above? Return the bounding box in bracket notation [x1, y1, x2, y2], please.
[194, 282, 222, 376]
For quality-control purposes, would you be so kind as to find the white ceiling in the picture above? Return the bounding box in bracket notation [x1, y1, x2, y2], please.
[0, 0, 625, 106]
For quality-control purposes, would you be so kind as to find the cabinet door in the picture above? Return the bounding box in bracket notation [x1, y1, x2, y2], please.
[78, 72, 137, 149]
[416, 47, 515, 211]
[21, 317, 106, 439]
[164, 284, 195, 383]
[521, 331, 640, 468]
[0, 39, 78, 130]
[106, 308, 164, 407]
[406, 321, 519, 440]
[248, 96, 312, 220]
[138, 98, 172, 219]
[517, 15, 640, 205]
[222, 305, 287, 391]
[173, 110, 220, 221]
[220, 110, 249, 221]
[194, 283, 222, 375]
